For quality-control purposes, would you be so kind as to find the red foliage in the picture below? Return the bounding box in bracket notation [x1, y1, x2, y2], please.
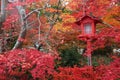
[0, 49, 119, 80]
[54, 66, 94, 80]
[78, 27, 120, 51]
[0, 55, 7, 80]
[71, 0, 118, 17]
[93, 27, 120, 50]
[53, 58, 120, 80]
[0, 49, 55, 80]
[3, 15, 19, 30]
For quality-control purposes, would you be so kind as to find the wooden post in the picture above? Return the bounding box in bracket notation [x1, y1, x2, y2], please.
[86, 39, 92, 66]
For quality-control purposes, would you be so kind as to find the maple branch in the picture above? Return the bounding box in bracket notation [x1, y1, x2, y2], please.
[24, 0, 51, 20]
[45, 0, 61, 39]
[37, 13, 41, 41]
[24, 8, 42, 20]
[44, 0, 61, 52]
[13, 0, 51, 49]
[45, 23, 54, 45]
[12, 6, 27, 49]
[26, 19, 38, 29]
[102, 21, 113, 28]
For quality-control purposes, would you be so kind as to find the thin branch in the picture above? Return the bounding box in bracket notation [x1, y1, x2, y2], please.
[37, 12, 41, 41]
[24, 8, 42, 20]
[24, 0, 51, 20]
[102, 21, 113, 28]
[26, 19, 38, 29]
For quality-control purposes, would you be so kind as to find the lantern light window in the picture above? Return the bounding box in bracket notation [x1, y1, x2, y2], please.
[84, 23, 92, 34]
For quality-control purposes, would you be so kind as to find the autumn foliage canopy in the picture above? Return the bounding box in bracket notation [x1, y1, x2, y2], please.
[0, 0, 120, 80]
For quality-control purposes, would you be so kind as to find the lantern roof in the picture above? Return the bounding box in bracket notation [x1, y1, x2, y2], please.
[75, 14, 102, 25]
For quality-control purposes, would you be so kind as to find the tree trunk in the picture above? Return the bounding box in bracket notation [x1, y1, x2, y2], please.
[12, 6, 27, 49]
[0, 0, 6, 26]
[0, 39, 2, 53]
[0, 0, 7, 53]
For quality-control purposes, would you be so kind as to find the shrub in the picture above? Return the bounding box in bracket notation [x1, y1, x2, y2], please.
[53, 58, 120, 80]
[0, 49, 55, 80]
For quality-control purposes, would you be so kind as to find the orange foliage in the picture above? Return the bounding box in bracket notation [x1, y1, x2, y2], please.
[103, 6, 120, 27]
[45, 8, 58, 13]
[49, 0, 58, 5]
